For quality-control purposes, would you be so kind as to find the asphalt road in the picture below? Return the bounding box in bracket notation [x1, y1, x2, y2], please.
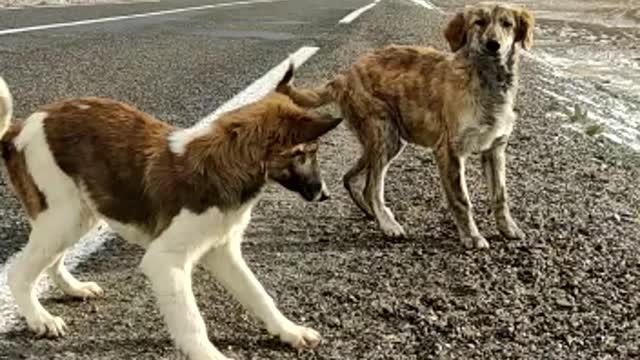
[0, 1, 639, 359]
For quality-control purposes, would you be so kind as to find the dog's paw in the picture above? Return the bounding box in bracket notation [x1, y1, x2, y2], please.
[380, 220, 406, 238]
[65, 281, 104, 299]
[27, 312, 67, 338]
[277, 323, 322, 349]
[499, 223, 525, 240]
[176, 340, 235, 360]
[461, 234, 489, 249]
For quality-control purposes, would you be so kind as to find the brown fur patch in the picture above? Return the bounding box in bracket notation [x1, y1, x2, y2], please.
[0, 124, 47, 219]
[36, 93, 338, 237]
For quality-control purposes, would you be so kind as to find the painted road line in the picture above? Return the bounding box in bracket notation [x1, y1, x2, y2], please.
[0, 0, 283, 36]
[203, 46, 319, 121]
[0, 45, 320, 332]
[408, 0, 443, 13]
[338, 0, 379, 24]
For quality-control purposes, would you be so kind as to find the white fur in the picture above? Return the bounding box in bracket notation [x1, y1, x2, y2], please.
[8, 112, 99, 337]
[372, 140, 407, 237]
[457, 97, 516, 156]
[139, 205, 252, 360]
[7, 111, 320, 358]
[76, 104, 90, 110]
[139, 201, 319, 359]
[0, 76, 13, 140]
[168, 125, 211, 155]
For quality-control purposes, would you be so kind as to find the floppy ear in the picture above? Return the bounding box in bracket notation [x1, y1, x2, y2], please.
[444, 12, 467, 52]
[516, 9, 534, 50]
[285, 113, 342, 145]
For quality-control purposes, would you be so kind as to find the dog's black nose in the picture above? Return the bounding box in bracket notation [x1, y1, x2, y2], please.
[486, 40, 500, 53]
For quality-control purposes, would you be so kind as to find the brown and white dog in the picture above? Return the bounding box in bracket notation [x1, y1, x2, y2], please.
[0, 73, 340, 360]
[278, 2, 534, 249]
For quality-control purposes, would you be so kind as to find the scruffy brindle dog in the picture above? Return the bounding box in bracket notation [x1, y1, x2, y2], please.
[278, 2, 534, 249]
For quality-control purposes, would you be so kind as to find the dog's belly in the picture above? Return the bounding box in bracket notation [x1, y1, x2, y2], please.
[105, 219, 154, 248]
[401, 112, 441, 148]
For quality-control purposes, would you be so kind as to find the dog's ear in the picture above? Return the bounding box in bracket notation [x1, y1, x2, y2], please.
[284, 113, 342, 146]
[276, 61, 295, 95]
[444, 12, 467, 52]
[515, 8, 534, 50]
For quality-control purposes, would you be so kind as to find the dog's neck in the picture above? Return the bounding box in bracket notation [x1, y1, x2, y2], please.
[468, 46, 519, 95]
[459, 46, 520, 124]
[177, 125, 268, 213]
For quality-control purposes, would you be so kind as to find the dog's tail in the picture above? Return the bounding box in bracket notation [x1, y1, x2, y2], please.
[0, 76, 13, 141]
[276, 61, 338, 109]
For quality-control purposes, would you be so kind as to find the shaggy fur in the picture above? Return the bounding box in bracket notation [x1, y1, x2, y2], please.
[277, 2, 534, 248]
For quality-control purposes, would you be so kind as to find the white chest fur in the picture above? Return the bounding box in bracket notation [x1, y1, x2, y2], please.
[106, 203, 254, 250]
[456, 98, 516, 156]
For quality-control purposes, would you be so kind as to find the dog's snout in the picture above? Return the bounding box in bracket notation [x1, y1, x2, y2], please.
[486, 40, 500, 53]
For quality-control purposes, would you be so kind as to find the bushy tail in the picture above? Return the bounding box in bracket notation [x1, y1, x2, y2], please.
[0, 76, 13, 140]
[276, 61, 336, 108]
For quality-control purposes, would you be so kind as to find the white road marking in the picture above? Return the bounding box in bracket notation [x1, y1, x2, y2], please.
[338, 0, 379, 24]
[3, 0, 161, 10]
[0, 0, 283, 36]
[408, 0, 443, 13]
[0, 45, 320, 332]
[203, 46, 319, 121]
[170, 46, 319, 154]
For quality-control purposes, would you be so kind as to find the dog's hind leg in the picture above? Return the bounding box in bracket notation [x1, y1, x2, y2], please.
[362, 121, 407, 238]
[202, 236, 321, 350]
[343, 154, 375, 219]
[8, 202, 97, 338]
[48, 251, 104, 299]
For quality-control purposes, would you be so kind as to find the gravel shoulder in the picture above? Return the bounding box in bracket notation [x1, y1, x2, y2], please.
[0, 1, 639, 359]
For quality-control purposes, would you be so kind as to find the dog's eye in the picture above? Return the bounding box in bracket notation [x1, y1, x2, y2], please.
[294, 153, 307, 164]
[502, 20, 513, 28]
[474, 19, 487, 27]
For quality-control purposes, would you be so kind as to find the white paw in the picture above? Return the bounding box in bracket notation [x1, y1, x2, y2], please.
[277, 323, 322, 349]
[27, 312, 67, 338]
[67, 281, 104, 299]
[379, 218, 406, 238]
[499, 222, 525, 240]
[177, 338, 235, 360]
[461, 234, 490, 249]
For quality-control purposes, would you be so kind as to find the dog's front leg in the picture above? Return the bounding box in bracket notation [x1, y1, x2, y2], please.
[436, 146, 489, 249]
[140, 234, 231, 360]
[202, 239, 321, 349]
[481, 139, 525, 240]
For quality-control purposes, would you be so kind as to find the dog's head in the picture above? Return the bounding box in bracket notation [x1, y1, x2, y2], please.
[265, 106, 341, 202]
[444, 2, 534, 57]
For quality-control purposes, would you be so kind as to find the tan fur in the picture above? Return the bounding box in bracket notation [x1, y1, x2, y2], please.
[278, 2, 534, 248]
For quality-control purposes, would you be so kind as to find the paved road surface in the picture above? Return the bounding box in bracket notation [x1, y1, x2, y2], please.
[0, 1, 639, 359]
